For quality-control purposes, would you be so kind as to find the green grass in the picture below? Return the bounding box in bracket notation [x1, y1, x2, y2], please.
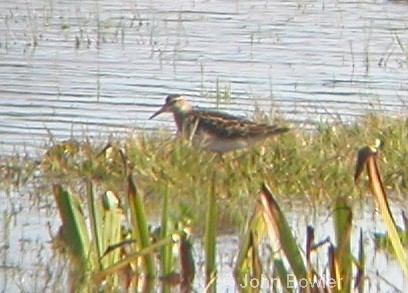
[3, 112, 408, 230]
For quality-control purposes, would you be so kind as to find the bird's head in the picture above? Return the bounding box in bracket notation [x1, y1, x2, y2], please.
[149, 94, 192, 119]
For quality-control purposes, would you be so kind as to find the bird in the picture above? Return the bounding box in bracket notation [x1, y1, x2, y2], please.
[149, 94, 289, 153]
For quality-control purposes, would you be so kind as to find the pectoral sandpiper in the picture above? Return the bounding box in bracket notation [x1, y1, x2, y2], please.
[149, 94, 289, 153]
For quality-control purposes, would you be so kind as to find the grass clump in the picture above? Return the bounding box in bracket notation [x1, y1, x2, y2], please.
[33, 112, 408, 229]
[48, 137, 408, 291]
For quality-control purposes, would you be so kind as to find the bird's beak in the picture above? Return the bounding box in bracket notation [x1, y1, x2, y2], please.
[149, 105, 168, 119]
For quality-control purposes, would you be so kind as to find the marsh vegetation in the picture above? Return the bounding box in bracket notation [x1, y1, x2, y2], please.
[2, 111, 408, 291]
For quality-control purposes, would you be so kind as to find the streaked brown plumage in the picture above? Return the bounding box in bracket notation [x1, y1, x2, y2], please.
[149, 94, 289, 153]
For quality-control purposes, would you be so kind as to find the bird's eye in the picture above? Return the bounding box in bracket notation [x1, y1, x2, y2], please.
[169, 98, 180, 105]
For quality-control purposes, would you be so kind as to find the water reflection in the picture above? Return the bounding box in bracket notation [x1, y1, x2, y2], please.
[0, 0, 407, 154]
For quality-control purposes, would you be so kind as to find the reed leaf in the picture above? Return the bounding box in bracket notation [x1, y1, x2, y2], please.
[355, 229, 365, 293]
[247, 231, 263, 290]
[306, 225, 314, 282]
[273, 259, 292, 293]
[160, 183, 174, 293]
[100, 203, 123, 288]
[260, 183, 307, 281]
[86, 180, 103, 270]
[52, 184, 92, 266]
[93, 236, 174, 284]
[127, 174, 156, 278]
[180, 231, 195, 291]
[355, 146, 408, 280]
[234, 205, 264, 290]
[204, 171, 218, 292]
[160, 183, 171, 273]
[328, 244, 341, 291]
[333, 196, 352, 291]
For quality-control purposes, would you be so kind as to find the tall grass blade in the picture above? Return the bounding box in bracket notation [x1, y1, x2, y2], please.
[273, 259, 292, 293]
[328, 244, 340, 291]
[234, 206, 263, 290]
[333, 196, 352, 291]
[93, 236, 174, 284]
[100, 200, 124, 288]
[355, 146, 408, 279]
[205, 171, 218, 292]
[86, 180, 103, 270]
[127, 174, 156, 278]
[160, 183, 174, 293]
[160, 183, 172, 274]
[52, 184, 91, 266]
[260, 183, 307, 281]
[180, 232, 195, 292]
[355, 229, 365, 293]
[306, 225, 314, 281]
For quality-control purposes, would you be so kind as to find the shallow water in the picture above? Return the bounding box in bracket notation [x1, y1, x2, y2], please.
[1, 0, 408, 291]
[1, 189, 407, 292]
[213, 199, 408, 292]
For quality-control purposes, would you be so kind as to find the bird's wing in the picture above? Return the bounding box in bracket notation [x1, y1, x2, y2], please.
[192, 110, 287, 138]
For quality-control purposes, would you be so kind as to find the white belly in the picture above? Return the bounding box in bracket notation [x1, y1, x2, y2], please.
[191, 134, 257, 153]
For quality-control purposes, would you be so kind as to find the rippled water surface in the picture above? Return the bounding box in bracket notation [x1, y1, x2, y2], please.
[1, 0, 408, 291]
[1, 0, 408, 154]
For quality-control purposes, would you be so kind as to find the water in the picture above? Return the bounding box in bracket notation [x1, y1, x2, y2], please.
[1, 0, 408, 291]
[5, 191, 405, 292]
[0, 0, 408, 155]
